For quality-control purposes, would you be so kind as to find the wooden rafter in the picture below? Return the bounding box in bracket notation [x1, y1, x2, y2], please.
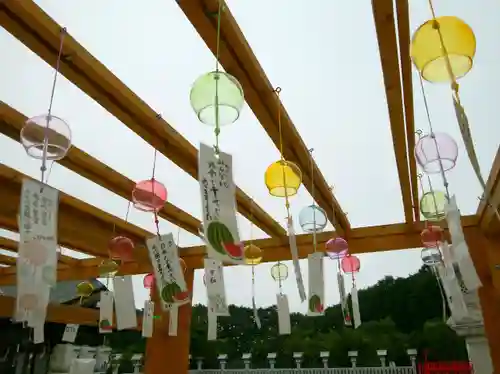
[0, 215, 479, 285]
[0, 253, 16, 266]
[176, 0, 350, 236]
[395, 0, 419, 222]
[0, 236, 76, 266]
[0, 163, 153, 261]
[0, 101, 202, 236]
[477, 146, 500, 234]
[372, 0, 414, 223]
[0, 0, 285, 238]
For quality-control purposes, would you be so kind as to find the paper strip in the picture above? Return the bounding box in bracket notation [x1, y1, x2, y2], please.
[168, 305, 179, 336]
[142, 301, 154, 338]
[17, 179, 59, 327]
[207, 311, 217, 341]
[204, 259, 229, 316]
[99, 291, 114, 334]
[146, 234, 189, 311]
[62, 324, 79, 343]
[337, 272, 351, 326]
[307, 252, 325, 316]
[438, 263, 469, 321]
[276, 294, 291, 335]
[113, 276, 137, 330]
[287, 217, 306, 302]
[199, 143, 244, 264]
[351, 285, 361, 328]
[252, 297, 261, 329]
[33, 323, 44, 344]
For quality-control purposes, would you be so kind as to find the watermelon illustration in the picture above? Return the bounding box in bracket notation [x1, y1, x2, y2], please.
[161, 282, 182, 303]
[173, 290, 190, 303]
[309, 294, 323, 313]
[223, 242, 244, 260]
[206, 221, 235, 255]
[100, 319, 112, 330]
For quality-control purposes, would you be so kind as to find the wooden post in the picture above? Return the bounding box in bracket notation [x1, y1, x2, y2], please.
[144, 268, 194, 374]
[464, 227, 500, 373]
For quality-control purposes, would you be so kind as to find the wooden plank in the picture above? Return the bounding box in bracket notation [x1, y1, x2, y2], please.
[176, 0, 350, 235]
[478, 146, 500, 234]
[395, 0, 419, 222]
[0, 254, 16, 266]
[372, 0, 414, 223]
[0, 215, 479, 284]
[0, 0, 285, 238]
[0, 101, 202, 236]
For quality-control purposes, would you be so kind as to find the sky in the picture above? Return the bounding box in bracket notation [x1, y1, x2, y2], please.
[0, 0, 499, 313]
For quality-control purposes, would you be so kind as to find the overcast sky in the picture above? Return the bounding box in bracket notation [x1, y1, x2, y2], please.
[1, 0, 499, 313]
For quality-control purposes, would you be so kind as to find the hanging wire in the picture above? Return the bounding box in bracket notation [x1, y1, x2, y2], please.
[430, 264, 448, 322]
[248, 198, 258, 309]
[213, 0, 224, 157]
[417, 74, 450, 199]
[41, 27, 66, 185]
[308, 148, 318, 252]
[150, 145, 161, 237]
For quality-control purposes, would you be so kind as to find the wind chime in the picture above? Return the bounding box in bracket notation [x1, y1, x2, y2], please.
[341, 254, 361, 328]
[270, 262, 290, 335]
[298, 149, 327, 316]
[243, 200, 264, 328]
[264, 87, 305, 305]
[325, 236, 350, 326]
[17, 27, 71, 344]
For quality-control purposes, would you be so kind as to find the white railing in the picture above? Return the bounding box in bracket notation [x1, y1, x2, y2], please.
[188, 368, 415, 374]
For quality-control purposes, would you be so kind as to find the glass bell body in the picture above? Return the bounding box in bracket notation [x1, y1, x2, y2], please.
[244, 244, 263, 265]
[143, 273, 155, 289]
[108, 236, 135, 262]
[341, 255, 360, 274]
[264, 160, 302, 197]
[421, 246, 442, 266]
[299, 204, 327, 233]
[76, 281, 94, 298]
[415, 132, 458, 174]
[190, 71, 244, 126]
[420, 191, 448, 221]
[98, 259, 119, 277]
[132, 179, 167, 212]
[270, 263, 288, 281]
[421, 225, 444, 248]
[411, 16, 475, 83]
[20, 114, 72, 161]
[325, 237, 349, 259]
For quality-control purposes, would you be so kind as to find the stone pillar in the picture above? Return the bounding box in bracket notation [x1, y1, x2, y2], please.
[112, 353, 122, 374]
[406, 349, 417, 371]
[320, 351, 329, 368]
[348, 351, 358, 368]
[242, 353, 251, 369]
[448, 291, 493, 374]
[293, 352, 303, 369]
[218, 354, 228, 370]
[131, 354, 143, 374]
[267, 353, 276, 369]
[376, 350, 387, 367]
[196, 357, 203, 370]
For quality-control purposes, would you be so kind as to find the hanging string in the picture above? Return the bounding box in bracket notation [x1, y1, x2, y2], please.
[431, 264, 448, 322]
[417, 76, 450, 199]
[248, 199, 258, 307]
[213, 0, 224, 157]
[309, 148, 317, 252]
[150, 145, 161, 237]
[41, 27, 66, 185]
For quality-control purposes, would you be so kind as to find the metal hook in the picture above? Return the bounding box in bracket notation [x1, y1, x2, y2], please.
[274, 87, 282, 94]
[415, 129, 424, 138]
[417, 173, 423, 179]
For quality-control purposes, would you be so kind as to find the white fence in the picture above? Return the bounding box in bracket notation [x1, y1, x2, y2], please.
[188, 368, 415, 374]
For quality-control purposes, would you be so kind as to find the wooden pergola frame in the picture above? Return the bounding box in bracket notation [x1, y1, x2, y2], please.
[0, 1, 499, 373]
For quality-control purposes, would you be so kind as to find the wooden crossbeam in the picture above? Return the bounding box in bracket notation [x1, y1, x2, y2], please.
[0, 101, 202, 236]
[0, 215, 479, 285]
[176, 0, 350, 236]
[0, 254, 16, 266]
[0, 0, 285, 238]
[0, 236, 77, 266]
[372, 0, 415, 223]
[477, 146, 500, 234]
[0, 163, 154, 262]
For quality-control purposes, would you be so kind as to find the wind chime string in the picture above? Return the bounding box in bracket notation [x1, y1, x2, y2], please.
[308, 148, 317, 252]
[417, 75, 451, 199]
[249, 199, 257, 307]
[41, 27, 66, 186]
[151, 147, 161, 237]
[213, 0, 224, 157]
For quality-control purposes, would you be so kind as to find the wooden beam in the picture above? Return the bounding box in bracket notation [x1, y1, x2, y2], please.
[395, 0, 419, 222]
[0, 0, 285, 238]
[0, 254, 16, 266]
[477, 146, 500, 234]
[0, 101, 202, 236]
[372, 0, 414, 223]
[0, 163, 154, 262]
[0, 236, 77, 266]
[176, 0, 350, 236]
[0, 215, 479, 284]
[0, 295, 142, 329]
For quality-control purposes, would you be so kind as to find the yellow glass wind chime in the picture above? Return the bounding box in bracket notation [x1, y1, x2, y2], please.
[410, 0, 500, 220]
